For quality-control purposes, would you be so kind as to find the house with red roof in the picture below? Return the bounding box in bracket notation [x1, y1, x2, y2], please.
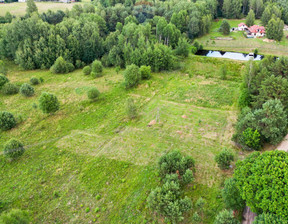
[238, 23, 248, 31]
[247, 25, 265, 38]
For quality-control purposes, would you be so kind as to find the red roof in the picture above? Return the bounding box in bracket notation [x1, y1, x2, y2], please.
[238, 23, 247, 27]
[248, 25, 265, 34]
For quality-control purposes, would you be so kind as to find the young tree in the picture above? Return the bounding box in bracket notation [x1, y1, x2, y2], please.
[234, 151, 288, 217]
[139, 65, 151, 80]
[0, 74, 9, 89]
[175, 38, 190, 57]
[39, 92, 60, 114]
[26, 0, 38, 16]
[123, 64, 141, 89]
[126, 98, 137, 119]
[219, 20, 230, 35]
[3, 139, 25, 160]
[246, 10, 255, 27]
[91, 60, 103, 78]
[266, 17, 284, 41]
[0, 60, 8, 75]
[20, 83, 35, 97]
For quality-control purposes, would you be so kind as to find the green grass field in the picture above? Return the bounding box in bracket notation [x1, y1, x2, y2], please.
[0, 2, 88, 17]
[0, 56, 244, 223]
[197, 19, 288, 56]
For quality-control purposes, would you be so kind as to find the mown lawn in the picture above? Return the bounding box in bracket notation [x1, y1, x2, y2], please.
[0, 56, 243, 223]
[197, 19, 288, 56]
[0, 2, 86, 17]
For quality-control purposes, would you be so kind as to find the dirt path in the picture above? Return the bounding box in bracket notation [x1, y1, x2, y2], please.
[276, 134, 288, 152]
[242, 207, 257, 224]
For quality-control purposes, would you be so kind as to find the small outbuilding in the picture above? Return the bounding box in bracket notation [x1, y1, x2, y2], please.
[238, 23, 248, 31]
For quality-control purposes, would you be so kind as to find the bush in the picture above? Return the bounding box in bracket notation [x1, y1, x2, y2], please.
[87, 87, 100, 100]
[91, 60, 103, 77]
[82, 66, 91, 75]
[123, 64, 141, 89]
[0, 209, 30, 224]
[30, 77, 39, 85]
[50, 57, 74, 74]
[238, 86, 251, 109]
[0, 74, 9, 89]
[0, 111, 16, 131]
[39, 77, 44, 83]
[3, 139, 25, 159]
[215, 148, 234, 170]
[139, 65, 151, 80]
[222, 178, 245, 211]
[126, 98, 137, 119]
[214, 210, 240, 224]
[159, 150, 195, 178]
[20, 83, 34, 97]
[2, 83, 19, 95]
[175, 38, 189, 57]
[39, 92, 60, 114]
[182, 169, 194, 185]
[240, 128, 261, 150]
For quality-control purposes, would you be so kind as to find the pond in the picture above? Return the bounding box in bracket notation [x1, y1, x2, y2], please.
[196, 50, 264, 61]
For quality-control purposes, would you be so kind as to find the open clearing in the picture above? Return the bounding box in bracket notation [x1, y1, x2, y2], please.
[197, 19, 288, 56]
[0, 56, 243, 223]
[0, 2, 85, 17]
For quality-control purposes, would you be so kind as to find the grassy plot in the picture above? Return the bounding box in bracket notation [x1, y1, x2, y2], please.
[197, 19, 288, 56]
[0, 2, 85, 17]
[0, 56, 243, 223]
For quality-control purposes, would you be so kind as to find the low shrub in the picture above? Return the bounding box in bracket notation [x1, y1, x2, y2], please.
[39, 92, 60, 114]
[30, 77, 40, 85]
[82, 66, 91, 75]
[0, 60, 8, 75]
[0, 209, 30, 224]
[67, 63, 75, 73]
[215, 148, 234, 170]
[2, 83, 19, 95]
[219, 65, 227, 80]
[20, 83, 34, 97]
[191, 46, 198, 54]
[0, 111, 16, 131]
[139, 65, 151, 80]
[75, 60, 85, 69]
[126, 98, 137, 119]
[87, 87, 100, 100]
[3, 139, 25, 159]
[0, 74, 9, 89]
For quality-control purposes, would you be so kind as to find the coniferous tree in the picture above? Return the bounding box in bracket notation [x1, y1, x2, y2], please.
[26, 0, 38, 16]
[246, 9, 255, 27]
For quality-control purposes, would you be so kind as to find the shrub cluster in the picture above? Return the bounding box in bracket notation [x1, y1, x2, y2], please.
[3, 139, 25, 159]
[20, 83, 34, 97]
[0, 111, 16, 131]
[39, 92, 60, 114]
[214, 209, 240, 224]
[139, 65, 151, 80]
[82, 66, 91, 76]
[123, 64, 141, 89]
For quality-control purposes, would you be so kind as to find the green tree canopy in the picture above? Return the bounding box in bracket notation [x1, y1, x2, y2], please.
[246, 9, 255, 27]
[234, 151, 288, 218]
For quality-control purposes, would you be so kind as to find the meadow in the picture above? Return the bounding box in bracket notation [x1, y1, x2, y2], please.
[0, 56, 244, 223]
[0, 2, 87, 17]
[197, 19, 288, 56]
